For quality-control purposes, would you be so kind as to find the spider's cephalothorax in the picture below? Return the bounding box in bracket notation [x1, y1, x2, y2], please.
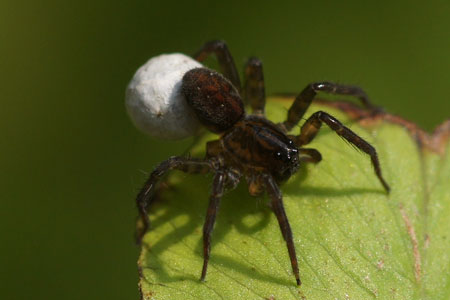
[135, 40, 390, 286]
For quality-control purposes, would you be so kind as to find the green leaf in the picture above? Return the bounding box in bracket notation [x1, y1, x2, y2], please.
[138, 98, 450, 300]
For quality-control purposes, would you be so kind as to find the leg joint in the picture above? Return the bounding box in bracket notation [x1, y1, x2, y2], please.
[311, 81, 335, 93]
[207, 40, 227, 50]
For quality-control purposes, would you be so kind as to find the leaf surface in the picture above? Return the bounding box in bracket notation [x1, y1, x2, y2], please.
[138, 99, 450, 300]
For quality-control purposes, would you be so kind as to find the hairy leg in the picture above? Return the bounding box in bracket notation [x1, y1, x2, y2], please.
[295, 111, 390, 192]
[136, 156, 212, 243]
[201, 171, 226, 281]
[281, 82, 378, 132]
[193, 40, 241, 93]
[264, 174, 301, 286]
[244, 57, 266, 114]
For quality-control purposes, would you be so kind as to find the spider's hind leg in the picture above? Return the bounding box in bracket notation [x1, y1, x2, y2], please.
[244, 57, 266, 115]
[135, 156, 212, 244]
[193, 40, 241, 93]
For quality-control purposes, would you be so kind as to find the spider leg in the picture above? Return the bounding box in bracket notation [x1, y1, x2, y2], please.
[264, 174, 301, 286]
[281, 82, 378, 132]
[135, 156, 212, 244]
[193, 40, 241, 93]
[244, 57, 266, 114]
[201, 170, 226, 281]
[295, 111, 390, 192]
[298, 148, 322, 164]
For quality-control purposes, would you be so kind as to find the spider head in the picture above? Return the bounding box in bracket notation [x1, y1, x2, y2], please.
[271, 139, 300, 182]
[220, 115, 301, 182]
[243, 116, 300, 182]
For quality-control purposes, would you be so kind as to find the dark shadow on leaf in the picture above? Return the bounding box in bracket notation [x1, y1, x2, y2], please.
[140, 173, 286, 285]
[140, 162, 384, 286]
[209, 254, 294, 286]
[282, 164, 386, 198]
[283, 185, 386, 198]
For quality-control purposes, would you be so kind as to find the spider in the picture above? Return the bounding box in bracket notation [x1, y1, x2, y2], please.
[135, 40, 390, 286]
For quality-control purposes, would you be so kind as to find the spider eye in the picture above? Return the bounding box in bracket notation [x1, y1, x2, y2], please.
[274, 151, 289, 162]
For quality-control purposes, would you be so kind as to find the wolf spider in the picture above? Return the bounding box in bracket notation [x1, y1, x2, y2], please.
[135, 40, 390, 286]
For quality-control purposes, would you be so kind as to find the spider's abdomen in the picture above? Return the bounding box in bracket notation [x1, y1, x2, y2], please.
[221, 115, 300, 181]
[182, 68, 244, 133]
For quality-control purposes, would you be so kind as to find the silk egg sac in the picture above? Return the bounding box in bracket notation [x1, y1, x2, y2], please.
[125, 53, 203, 140]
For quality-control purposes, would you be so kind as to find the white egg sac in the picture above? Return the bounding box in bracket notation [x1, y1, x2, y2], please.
[125, 53, 203, 140]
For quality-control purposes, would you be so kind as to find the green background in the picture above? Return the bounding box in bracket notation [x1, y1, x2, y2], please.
[1, 1, 449, 299]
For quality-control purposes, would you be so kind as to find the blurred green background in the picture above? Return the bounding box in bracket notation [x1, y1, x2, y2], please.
[1, 0, 449, 299]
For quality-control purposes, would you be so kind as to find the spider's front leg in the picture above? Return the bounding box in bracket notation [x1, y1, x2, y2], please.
[264, 174, 301, 286]
[281, 82, 380, 132]
[295, 111, 390, 192]
[201, 170, 226, 281]
[135, 156, 212, 244]
[193, 40, 241, 93]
